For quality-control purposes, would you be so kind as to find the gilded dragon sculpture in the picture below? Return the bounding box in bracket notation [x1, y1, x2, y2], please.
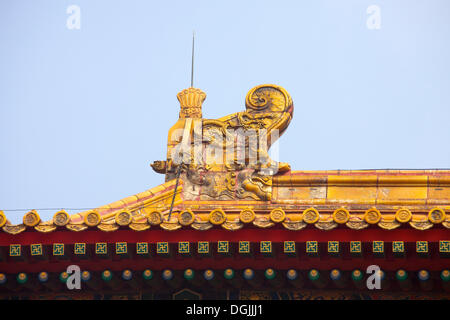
[151, 84, 294, 201]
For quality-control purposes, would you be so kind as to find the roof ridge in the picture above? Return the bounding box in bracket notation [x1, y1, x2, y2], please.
[69, 179, 180, 224]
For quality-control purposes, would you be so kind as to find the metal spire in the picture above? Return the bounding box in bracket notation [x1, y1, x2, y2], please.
[168, 34, 196, 221]
[191, 31, 195, 87]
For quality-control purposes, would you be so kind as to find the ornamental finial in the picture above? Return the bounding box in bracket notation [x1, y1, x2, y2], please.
[176, 87, 206, 118]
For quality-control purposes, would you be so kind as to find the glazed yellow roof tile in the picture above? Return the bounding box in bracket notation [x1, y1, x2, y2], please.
[0, 170, 449, 234]
[2, 85, 449, 235]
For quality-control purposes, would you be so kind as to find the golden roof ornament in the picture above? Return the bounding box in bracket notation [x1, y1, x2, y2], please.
[176, 87, 206, 118]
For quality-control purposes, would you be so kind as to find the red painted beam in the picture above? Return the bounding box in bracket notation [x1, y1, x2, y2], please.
[0, 226, 448, 245]
[0, 254, 447, 273]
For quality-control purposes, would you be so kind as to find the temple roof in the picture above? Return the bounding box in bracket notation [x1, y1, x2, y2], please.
[0, 169, 448, 235]
[1, 85, 449, 299]
[1, 84, 448, 234]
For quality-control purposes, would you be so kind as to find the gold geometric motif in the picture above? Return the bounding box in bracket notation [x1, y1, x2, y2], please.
[84, 211, 101, 227]
[364, 208, 381, 224]
[282, 221, 307, 230]
[65, 224, 88, 232]
[53, 243, 64, 256]
[373, 241, 384, 253]
[378, 221, 401, 230]
[332, 208, 350, 224]
[409, 221, 433, 230]
[97, 223, 119, 232]
[439, 240, 450, 253]
[350, 241, 361, 253]
[269, 208, 285, 223]
[95, 242, 107, 255]
[53, 210, 70, 226]
[217, 241, 229, 253]
[9, 244, 21, 257]
[284, 241, 296, 253]
[306, 241, 318, 253]
[157, 242, 169, 254]
[416, 241, 428, 253]
[395, 208, 412, 223]
[328, 241, 339, 253]
[2, 224, 27, 235]
[23, 210, 40, 227]
[160, 222, 182, 231]
[197, 241, 209, 254]
[239, 241, 250, 254]
[115, 242, 127, 254]
[209, 209, 227, 225]
[428, 207, 446, 224]
[34, 224, 57, 233]
[392, 241, 405, 253]
[136, 242, 148, 254]
[129, 223, 150, 231]
[253, 217, 275, 229]
[179, 210, 195, 226]
[303, 208, 319, 224]
[178, 242, 190, 254]
[115, 211, 132, 226]
[222, 221, 244, 231]
[30, 244, 43, 256]
[74, 243, 86, 255]
[239, 208, 256, 223]
[148, 211, 163, 226]
[346, 219, 369, 230]
[315, 221, 338, 231]
[260, 241, 272, 253]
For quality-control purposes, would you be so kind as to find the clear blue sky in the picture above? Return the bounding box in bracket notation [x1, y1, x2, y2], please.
[1, 0, 449, 223]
